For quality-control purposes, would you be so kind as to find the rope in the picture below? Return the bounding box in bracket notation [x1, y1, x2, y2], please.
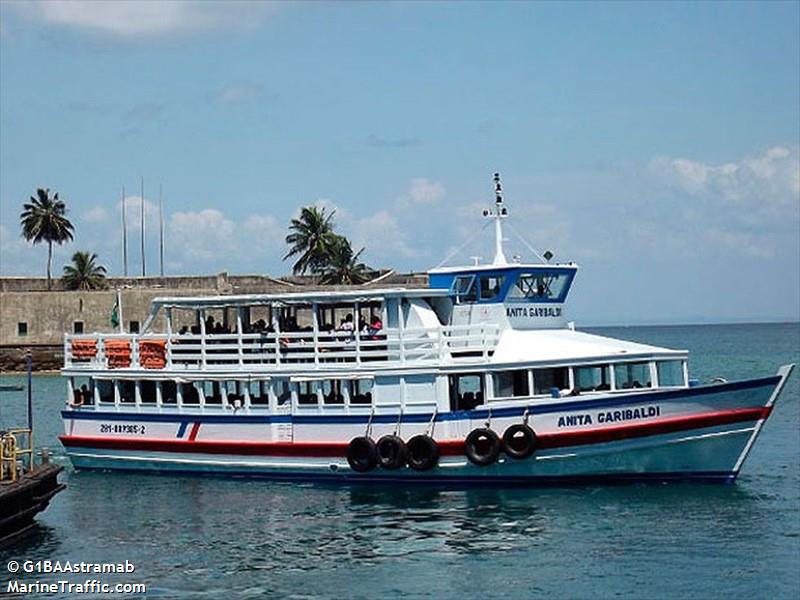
[506, 221, 547, 262]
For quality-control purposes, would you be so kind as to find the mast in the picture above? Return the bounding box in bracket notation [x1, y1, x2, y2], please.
[140, 176, 146, 277]
[121, 185, 128, 276]
[485, 172, 508, 265]
[159, 184, 164, 277]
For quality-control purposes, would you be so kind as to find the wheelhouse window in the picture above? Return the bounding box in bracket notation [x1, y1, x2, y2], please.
[452, 275, 477, 304]
[479, 276, 505, 301]
[349, 379, 373, 405]
[449, 374, 484, 411]
[657, 361, 685, 387]
[574, 365, 611, 392]
[492, 370, 529, 399]
[532, 368, 570, 395]
[507, 271, 571, 302]
[614, 362, 652, 389]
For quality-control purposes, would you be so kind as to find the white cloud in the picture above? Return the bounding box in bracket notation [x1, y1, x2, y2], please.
[213, 84, 261, 107]
[650, 145, 800, 219]
[13, 1, 281, 39]
[83, 206, 108, 224]
[407, 178, 445, 205]
[169, 209, 236, 262]
[119, 196, 160, 231]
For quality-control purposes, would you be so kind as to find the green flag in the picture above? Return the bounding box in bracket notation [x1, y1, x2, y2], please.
[110, 295, 120, 328]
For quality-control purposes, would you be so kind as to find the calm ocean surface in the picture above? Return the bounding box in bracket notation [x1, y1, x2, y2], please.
[1, 323, 798, 599]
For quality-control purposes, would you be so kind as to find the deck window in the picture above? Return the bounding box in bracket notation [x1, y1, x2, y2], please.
[249, 381, 269, 405]
[492, 370, 529, 398]
[119, 380, 136, 403]
[479, 276, 505, 301]
[140, 380, 157, 403]
[96, 379, 115, 404]
[275, 380, 291, 405]
[452, 275, 477, 303]
[162, 381, 178, 404]
[296, 381, 317, 405]
[349, 379, 373, 405]
[508, 271, 571, 302]
[574, 365, 611, 392]
[657, 361, 685, 387]
[532, 368, 569, 395]
[614, 362, 652, 389]
[181, 382, 200, 405]
[203, 381, 223, 404]
[321, 380, 344, 405]
[449, 374, 484, 411]
[225, 381, 243, 407]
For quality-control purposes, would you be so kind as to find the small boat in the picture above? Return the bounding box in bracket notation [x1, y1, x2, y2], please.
[58, 175, 794, 484]
[2, 359, 65, 544]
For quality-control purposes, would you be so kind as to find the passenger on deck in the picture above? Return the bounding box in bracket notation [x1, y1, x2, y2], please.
[369, 313, 383, 337]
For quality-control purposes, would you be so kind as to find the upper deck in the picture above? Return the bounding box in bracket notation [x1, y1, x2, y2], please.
[61, 174, 685, 377]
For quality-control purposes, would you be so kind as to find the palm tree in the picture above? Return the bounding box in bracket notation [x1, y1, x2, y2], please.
[318, 235, 373, 285]
[62, 251, 108, 290]
[283, 206, 337, 275]
[20, 188, 75, 289]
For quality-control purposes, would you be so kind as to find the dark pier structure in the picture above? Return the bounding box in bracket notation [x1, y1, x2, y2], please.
[0, 355, 65, 545]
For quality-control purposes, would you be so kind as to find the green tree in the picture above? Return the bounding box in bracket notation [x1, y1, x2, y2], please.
[283, 206, 337, 275]
[20, 188, 75, 289]
[318, 235, 373, 285]
[62, 251, 108, 290]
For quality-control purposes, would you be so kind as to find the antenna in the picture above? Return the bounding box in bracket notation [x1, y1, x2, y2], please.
[159, 184, 164, 277]
[483, 172, 508, 265]
[140, 176, 146, 277]
[121, 185, 128, 276]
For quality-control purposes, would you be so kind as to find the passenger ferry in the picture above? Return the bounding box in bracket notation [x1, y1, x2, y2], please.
[59, 175, 794, 484]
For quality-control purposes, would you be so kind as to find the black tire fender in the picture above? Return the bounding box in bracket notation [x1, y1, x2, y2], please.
[376, 434, 407, 470]
[502, 424, 537, 459]
[465, 427, 501, 466]
[406, 435, 439, 471]
[346, 436, 377, 473]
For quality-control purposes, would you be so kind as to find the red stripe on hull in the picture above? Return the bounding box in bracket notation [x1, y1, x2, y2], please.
[60, 406, 770, 458]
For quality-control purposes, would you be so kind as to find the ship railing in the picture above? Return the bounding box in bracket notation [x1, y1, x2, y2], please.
[0, 428, 33, 482]
[64, 323, 500, 370]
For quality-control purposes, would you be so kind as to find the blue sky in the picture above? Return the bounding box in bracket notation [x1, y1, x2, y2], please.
[1, 0, 798, 325]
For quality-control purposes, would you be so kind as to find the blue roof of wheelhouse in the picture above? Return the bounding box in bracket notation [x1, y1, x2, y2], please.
[428, 265, 578, 304]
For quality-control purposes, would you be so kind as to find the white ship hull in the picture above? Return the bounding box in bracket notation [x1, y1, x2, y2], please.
[60, 368, 792, 484]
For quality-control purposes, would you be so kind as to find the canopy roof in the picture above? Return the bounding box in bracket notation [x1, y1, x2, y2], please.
[491, 329, 686, 365]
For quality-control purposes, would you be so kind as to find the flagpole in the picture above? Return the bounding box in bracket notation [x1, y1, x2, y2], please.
[159, 183, 164, 277]
[121, 186, 128, 276]
[140, 176, 146, 277]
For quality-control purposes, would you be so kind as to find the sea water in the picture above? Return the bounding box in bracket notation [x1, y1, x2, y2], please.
[1, 323, 798, 599]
